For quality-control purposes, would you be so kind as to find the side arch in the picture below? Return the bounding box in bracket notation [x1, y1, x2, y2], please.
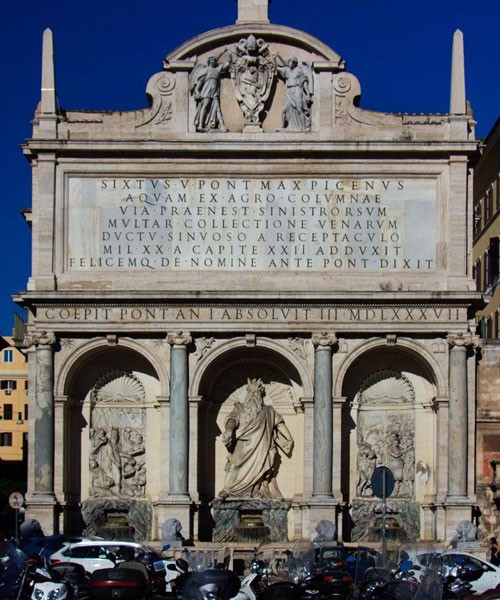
[334, 337, 447, 401]
[55, 337, 169, 398]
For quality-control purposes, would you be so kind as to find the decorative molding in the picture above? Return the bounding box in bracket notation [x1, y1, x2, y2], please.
[138, 73, 176, 128]
[194, 337, 216, 361]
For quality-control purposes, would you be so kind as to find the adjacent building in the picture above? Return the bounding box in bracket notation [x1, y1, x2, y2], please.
[0, 332, 28, 462]
[473, 117, 500, 338]
[472, 116, 500, 537]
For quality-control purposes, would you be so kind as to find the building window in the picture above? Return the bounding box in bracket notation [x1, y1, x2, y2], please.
[3, 404, 13, 420]
[485, 186, 493, 222]
[487, 236, 500, 289]
[24, 404, 28, 421]
[474, 202, 482, 236]
[1, 380, 17, 394]
[3, 350, 13, 363]
[24, 380, 28, 392]
[0, 432, 12, 446]
[474, 259, 482, 291]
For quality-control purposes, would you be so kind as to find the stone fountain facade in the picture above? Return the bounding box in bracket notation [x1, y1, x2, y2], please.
[17, 0, 482, 543]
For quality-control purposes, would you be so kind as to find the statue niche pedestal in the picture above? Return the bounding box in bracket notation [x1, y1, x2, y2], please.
[212, 499, 291, 543]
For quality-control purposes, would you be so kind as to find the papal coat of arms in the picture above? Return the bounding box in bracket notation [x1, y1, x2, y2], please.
[230, 35, 275, 127]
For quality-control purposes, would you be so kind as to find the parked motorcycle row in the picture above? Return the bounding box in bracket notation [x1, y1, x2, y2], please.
[2, 537, 500, 600]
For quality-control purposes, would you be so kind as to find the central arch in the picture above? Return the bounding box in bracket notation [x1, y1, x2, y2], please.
[191, 337, 309, 540]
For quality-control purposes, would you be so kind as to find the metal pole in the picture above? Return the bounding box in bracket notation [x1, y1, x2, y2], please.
[382, 469, 387, 566]
[14, 507, 19, 545]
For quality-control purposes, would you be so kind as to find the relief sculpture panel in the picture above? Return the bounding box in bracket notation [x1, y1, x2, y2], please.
[355, 370, 415, 499]
[89, 371, 147, 498]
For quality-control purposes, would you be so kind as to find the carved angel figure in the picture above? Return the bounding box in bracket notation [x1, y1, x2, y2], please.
[275, 55, 313, 131]
[190, 50, 233, 132]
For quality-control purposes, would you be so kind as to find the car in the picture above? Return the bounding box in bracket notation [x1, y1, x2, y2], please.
[49, 540, 161, 574]
[314, 544, 381, 581]
[20, 534, 102, 560]
[414, 550, 500, 595]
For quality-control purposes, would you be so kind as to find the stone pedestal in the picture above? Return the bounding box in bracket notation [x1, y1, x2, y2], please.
[81, 499, 152, 541]
[351, 499, 420, 542]
[212, 499, 291, 542]
[154, 498, 193, 542]
[307, 497, 339, 540]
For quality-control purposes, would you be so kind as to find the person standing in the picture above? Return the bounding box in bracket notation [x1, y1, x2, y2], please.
[490, 537, 500, 565]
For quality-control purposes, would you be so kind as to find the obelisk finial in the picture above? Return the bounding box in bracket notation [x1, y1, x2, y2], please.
[236, 0, 270, 24]
[41, 28, 57, 115]
[450, 29, 466, 115]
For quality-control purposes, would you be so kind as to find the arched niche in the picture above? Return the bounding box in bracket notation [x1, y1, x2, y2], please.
[59, 341, 161, 530]
[337, 342, 440, 541]
[194, 343, 304, 540]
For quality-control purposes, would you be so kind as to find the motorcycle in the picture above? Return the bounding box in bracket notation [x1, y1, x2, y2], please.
[168, 550, 241, 600]
[87, 553, 167, 600]
[234, 555, 301, 600]
[12, 553, 87, 600]
[0, 540, 26, 599]
[441, 555, 485, 599]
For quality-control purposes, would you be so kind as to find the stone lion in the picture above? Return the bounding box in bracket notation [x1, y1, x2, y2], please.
[313, 519, 337, 543]
[450, 520, 478, 547]
[161, 518, 183, 545]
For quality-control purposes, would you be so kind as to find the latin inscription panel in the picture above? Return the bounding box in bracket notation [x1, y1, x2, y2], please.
[67, 177, 437, 272]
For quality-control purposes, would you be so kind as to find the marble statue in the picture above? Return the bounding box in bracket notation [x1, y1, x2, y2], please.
[274, 55, 313, 131]
[219, 378, 293, 499]
[190, 50, 233, 132]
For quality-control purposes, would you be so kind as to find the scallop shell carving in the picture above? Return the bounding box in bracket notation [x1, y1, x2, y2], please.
[359, 370, 414, 404]
[92, 370, 145, 404]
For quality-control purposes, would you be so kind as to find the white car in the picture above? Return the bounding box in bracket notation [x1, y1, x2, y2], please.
[49, 540, 159, 573]
[415, 550, 500, 594]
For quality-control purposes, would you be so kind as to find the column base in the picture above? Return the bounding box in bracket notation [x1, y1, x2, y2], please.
[307, 497, 339, 540]
[444, 497, 475, 544]
[25, 494, 58, 535]
[153, 496, 193, 543]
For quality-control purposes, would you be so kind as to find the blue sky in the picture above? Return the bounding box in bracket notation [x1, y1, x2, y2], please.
[1, 0, 499, 334]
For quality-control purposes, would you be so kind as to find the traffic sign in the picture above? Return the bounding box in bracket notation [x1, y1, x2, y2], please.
[8, 492, 24, 509]
[371, 466, 395, 499]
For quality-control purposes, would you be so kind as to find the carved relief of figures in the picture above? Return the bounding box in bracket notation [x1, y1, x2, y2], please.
[89, 371, 147, 498]
[190, 50, 233, 132]
[230, 35, 275, 126]
[274, 55, 313, 131]
[356, 440, 378, 496]
[219, 378, 294, 500]
[355, 371, 416, 499]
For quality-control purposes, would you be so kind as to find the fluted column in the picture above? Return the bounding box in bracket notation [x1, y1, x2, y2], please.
[446, 333, 478, 498]
[167, 332, 192, 498]
[25, 331, 57, 496]
[312, 332, 337, 498]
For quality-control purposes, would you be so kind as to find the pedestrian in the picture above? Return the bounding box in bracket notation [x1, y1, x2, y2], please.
[490, 537, 500, 565]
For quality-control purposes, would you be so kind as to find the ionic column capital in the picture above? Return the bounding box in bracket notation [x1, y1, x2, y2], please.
[312, 332, 337, 349]
[167, 331, 192, 347]
[447, 333, 480, 350]
[24, 330, 57, 349]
